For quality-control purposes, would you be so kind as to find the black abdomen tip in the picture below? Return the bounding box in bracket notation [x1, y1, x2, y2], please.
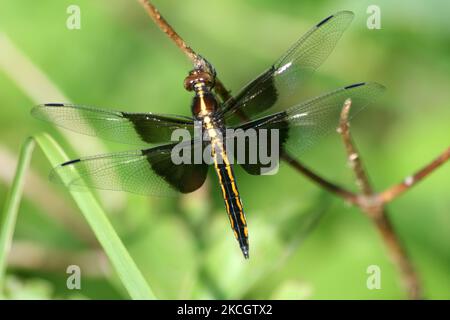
[241, 246, 249, 259]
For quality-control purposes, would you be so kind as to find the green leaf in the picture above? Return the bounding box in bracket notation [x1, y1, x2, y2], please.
[0, 137, 35, 290]
[0, 134, 156, 300]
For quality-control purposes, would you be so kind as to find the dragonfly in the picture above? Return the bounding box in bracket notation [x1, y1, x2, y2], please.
[32, 11, 384, 259]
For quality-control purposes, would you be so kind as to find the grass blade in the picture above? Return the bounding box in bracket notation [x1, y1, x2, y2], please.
[34, 133, 156, 299]
[0, 138, 35, 290]
[0, 134, 156, 299]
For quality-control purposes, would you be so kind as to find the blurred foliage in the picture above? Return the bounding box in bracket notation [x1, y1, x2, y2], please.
[0, 0, 449, 299]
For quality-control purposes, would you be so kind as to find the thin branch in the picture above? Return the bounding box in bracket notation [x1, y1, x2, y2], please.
[338, 99, 373, 196]
[281, 151, 358, 203]
[337, 99, 421, 300]
[138, 0, 197, 61]
[371, 209, 421, 300]
[377, 146, 450, 204]
[138, 0, 232, 104]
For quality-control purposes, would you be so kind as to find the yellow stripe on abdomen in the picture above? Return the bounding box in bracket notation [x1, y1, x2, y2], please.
[210, 133, 248, 242]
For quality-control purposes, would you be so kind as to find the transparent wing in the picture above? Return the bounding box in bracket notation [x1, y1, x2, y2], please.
[219, 11, 355, 125]
[232, 82, 385, 175]
[51, 142, 208, 196]
[32, 103, 195, 145]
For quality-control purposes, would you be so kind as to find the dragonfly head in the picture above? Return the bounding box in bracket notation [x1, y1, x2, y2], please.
[184, 69, 215, 92]
[185, 55, 216, 91]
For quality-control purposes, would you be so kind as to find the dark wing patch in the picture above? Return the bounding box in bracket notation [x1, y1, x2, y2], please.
[231, 82, 385, 175]
[220, 11, 355, 125]
[143, 143, 209, 193]
[51, 142, 208, 196]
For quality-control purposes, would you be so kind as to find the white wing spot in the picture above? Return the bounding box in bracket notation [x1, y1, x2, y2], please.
[291, 112, 308, 120]
[275, 62, 293, 75]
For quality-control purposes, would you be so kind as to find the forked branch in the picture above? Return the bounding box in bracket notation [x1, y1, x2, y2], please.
[336, 99, 446, 300]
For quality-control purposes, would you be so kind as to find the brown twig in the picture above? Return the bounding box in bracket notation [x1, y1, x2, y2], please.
[371, 209, 421, 299]
[138, 1, 450, 299]
[338, 99, 423, 299]
[138, 0, 197, 62]
[377, 146, 450, 204]
[139, 0, 232, 103]
[281, 150, 358, 203]
[338, 99, 374, 196]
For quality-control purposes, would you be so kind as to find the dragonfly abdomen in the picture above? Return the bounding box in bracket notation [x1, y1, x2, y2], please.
[212, 141, 249, 259]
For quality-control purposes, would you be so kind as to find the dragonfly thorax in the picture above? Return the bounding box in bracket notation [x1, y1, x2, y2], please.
[191, 83, 219, 119]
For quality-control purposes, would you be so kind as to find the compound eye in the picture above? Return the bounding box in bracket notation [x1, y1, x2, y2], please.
[183, 77, 195, 91]
[200, 72, 215, 89]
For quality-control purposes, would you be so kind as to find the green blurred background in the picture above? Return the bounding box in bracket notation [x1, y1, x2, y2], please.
[0, 0, 449, 299]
